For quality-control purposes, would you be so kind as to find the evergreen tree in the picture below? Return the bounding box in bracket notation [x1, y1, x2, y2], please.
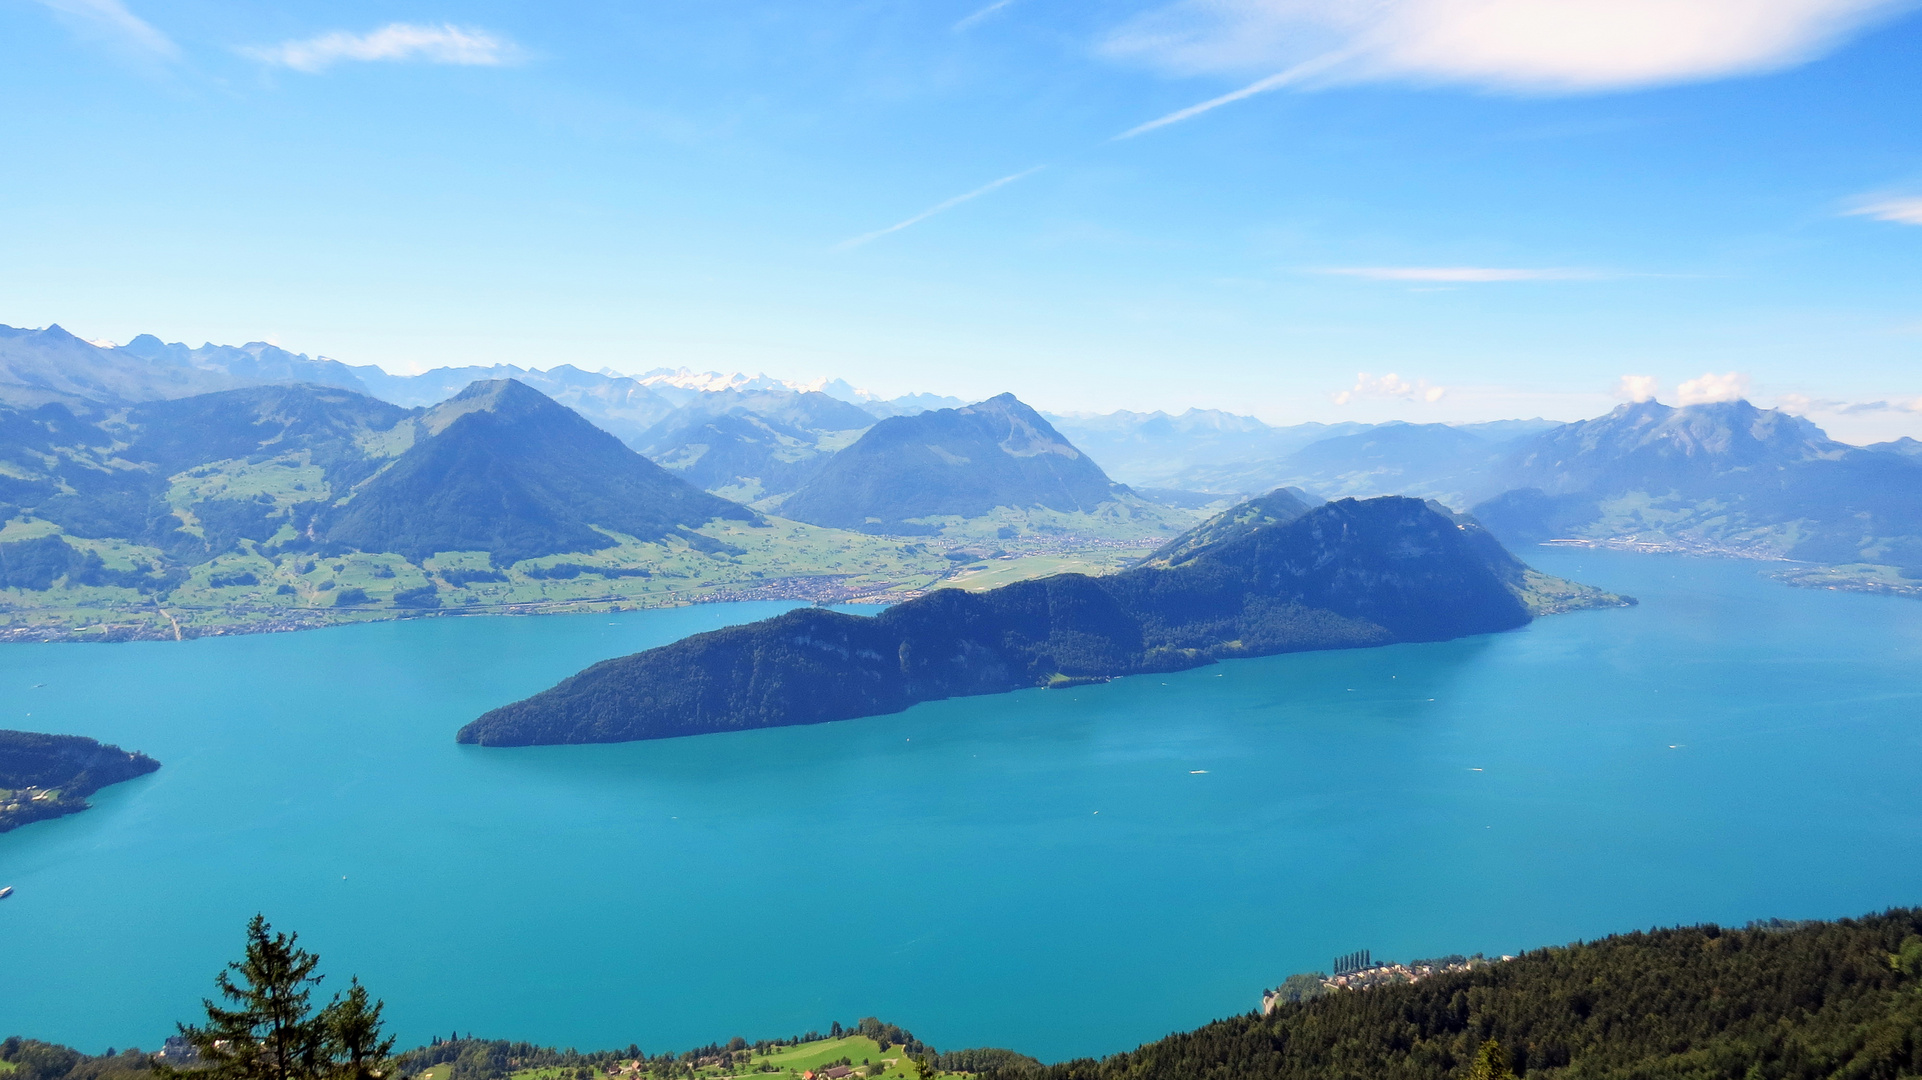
[1464, 1040, 1514, 1080]
[167, 915, 395, 1080]
[324, 980, 396, 1080]
[174, 915, 328, 1080]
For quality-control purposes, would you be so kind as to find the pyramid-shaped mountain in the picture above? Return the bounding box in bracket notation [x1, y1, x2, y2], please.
[777, 393, 1123, 529]
[321, 379, 754, 563]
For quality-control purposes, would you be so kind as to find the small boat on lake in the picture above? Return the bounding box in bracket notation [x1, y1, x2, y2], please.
[0, 886, 13, 899]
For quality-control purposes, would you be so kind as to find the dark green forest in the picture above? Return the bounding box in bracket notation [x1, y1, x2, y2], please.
[0, 729, 159, 832]
[1013, 911, 1922, 1080]
[458, 495, 1558, 745]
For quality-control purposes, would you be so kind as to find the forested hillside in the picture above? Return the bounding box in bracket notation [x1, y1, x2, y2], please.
[1018, 911, 1922, 1080]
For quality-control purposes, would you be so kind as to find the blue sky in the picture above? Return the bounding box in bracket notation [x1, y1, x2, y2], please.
[3, 0, 1921, 438]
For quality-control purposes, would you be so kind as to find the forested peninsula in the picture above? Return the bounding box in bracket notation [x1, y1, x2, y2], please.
[0, 729, 159, 832]
[459, 494, 1627, 746]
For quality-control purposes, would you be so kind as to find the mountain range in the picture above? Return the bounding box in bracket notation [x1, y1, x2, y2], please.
[458, 493, 1625, 745]
[4, 321, 1920, 635]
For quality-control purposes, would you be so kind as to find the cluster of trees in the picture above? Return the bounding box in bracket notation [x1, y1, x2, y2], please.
[1, 1040, 154, 1080]
[0, 535, 174, 592]
[995, 911, 1922, 1080]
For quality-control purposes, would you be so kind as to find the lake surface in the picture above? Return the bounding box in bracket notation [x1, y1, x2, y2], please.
[3, 549, 1920, 1061]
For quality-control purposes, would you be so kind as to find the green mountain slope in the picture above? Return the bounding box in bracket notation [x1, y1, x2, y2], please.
[459, 495, 1624, 746]
[777, 393, 1126, 531]
[1, 383, 413, 566]
[1139, 487, 1317, 567]
[321, 379, 754, 563]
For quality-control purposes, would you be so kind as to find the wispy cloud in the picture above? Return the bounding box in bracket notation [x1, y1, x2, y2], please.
[1847, 195, 1922, 225]
[1779, 393, 1922, 415]
[1320, 266, 1600, 282]
[1104, 0, 1911, 133]
[954, 0, 1016, 31]
[1333, 372, 1447, 405]
[30, 0, 177, 59]
[838, 166, 1046, 249]
[245, 23, 518, 73]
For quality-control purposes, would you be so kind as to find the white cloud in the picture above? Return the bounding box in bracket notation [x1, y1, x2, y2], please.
[1104, 0, 1912, 134]
[1616, 374, 1659, 402]
[1333, 372, 1447, 405]
[838, 166, 1045, 249]
[30, 0, 177, 59]
[1321, 266, 1597, 282]
[1676, 371, 1751, 404]
[1847, 196, 1922, 225]
[245, 23, 518, 73]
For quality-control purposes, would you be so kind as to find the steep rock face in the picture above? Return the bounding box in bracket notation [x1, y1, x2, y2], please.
[321, 379, 754, 563]
[777, 393, 1124, 530]
[457, 495, 1583, 746]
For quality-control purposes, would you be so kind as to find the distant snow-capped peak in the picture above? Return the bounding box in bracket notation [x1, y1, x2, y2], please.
[633, 367, 878, 402]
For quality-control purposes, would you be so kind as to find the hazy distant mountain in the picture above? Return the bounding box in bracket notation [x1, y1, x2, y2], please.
[323, 380, 753, 564]
[1869, 437, 1922, 459]
[857, 392, 968, 418]
[0, 325, 252, 407]
[1166, 420, 1559, 505]
[349, 363, 681, 444]
[1046, 409, 1372, 488]
[777, 393, 1127, 531]
[636, 389, 876, 502]
[1473, 400, 1922, 573]
[118, 335, 370, 394]
[458, 495, 1625, 746]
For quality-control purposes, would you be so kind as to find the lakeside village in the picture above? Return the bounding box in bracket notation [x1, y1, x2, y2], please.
[1261, 949, 1517, 1013]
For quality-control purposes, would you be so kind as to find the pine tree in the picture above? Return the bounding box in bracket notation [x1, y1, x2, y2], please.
[1464, 1040, 1514, 1080]
[323, 980, 396, 1080]
[166, 915, 395, 1080]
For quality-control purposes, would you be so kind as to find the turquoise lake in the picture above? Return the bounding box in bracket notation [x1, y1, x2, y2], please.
[2, 548, 1920, 1060]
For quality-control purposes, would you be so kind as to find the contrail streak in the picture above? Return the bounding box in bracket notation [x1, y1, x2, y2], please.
[837, 166, 1046, 249]
[1114, 50, 1354, 140]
